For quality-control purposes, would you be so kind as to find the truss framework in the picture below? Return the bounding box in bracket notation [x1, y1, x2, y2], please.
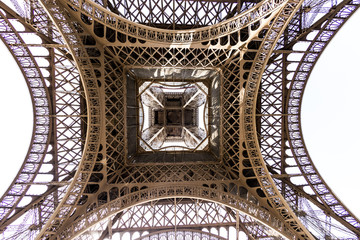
[0, 0, 359, 239]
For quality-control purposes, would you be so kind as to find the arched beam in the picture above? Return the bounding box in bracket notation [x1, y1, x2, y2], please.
[58, 185, 293, 239]
[286, 0, 360, 235]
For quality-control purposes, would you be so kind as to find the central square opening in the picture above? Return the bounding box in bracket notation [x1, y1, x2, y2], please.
[138, 81, 208, 151]
[126, 68, 221, 163]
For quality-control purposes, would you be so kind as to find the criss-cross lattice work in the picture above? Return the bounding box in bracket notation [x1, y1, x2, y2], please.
[0, 0, 360, 239]
[72, 198, 274, 239]
[102, 0, 238, 28]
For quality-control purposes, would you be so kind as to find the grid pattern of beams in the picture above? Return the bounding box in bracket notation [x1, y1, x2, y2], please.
[0, 0, 359, 239]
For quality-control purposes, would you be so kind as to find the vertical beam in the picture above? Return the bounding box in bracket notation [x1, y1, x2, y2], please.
[236, 210, 239, 240]
[49, 47, 60, 211]
[98, 212, 124, 240]
[281, 27, 288, 197]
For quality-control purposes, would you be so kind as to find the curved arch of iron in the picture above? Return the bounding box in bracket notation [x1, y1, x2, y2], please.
[83, 197, 258, 239]
[45, 0, 315, 238]
[241, 0, 319, 238]
[34, 0, 102, 237]
[134, 229, 228, 240]
[0, 9, 52, 228]
[58, 185, 293, 239]
[286, 0, 360, 235]
[66, 0, 285, 45]
[32, 0, 290, 238]
[0, 2, 90, 234]
[4, 0, 358, 238]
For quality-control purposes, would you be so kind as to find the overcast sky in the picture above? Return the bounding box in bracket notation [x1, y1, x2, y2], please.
[0, 6, 359, 235]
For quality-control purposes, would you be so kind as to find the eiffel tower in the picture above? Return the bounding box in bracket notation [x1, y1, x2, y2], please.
[0, 0, 359, 238]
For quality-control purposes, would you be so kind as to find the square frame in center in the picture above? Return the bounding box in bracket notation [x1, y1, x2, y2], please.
[126, 67, 222, 164]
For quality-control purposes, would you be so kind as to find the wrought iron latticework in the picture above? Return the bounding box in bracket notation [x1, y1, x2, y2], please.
[0, 0, 359, 239]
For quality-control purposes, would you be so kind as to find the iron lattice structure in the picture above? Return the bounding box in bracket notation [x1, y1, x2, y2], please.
[0, 0, 359, 238]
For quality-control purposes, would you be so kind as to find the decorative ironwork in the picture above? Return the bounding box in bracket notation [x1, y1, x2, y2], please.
[0, 0, 359, 239]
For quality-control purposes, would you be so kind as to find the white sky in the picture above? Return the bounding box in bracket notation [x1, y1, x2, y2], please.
[0, 41, 33, 196]
[0, 7, 359, 235]
[302, 10, 360, 219]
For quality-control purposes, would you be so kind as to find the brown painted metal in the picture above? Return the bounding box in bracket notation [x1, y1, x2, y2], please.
[0, 0, 359, 239]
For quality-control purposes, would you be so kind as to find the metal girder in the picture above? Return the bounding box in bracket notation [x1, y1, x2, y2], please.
[259, 0, 360, 237]
[0, 0, 360, 239]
